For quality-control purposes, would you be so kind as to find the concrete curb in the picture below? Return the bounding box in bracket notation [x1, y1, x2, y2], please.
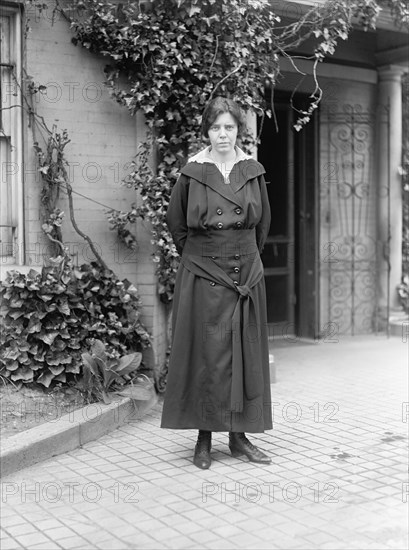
[0, 392, 158, 478]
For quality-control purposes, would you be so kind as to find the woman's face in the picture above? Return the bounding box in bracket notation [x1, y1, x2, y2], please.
[208, 112, 238, 157]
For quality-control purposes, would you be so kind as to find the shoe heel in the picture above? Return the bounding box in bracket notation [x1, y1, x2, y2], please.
[229, 445, 243, 458]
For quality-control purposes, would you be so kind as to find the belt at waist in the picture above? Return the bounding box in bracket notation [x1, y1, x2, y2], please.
[183, 228, 257, 258]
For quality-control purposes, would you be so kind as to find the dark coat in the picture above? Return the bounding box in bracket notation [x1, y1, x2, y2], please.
[160, 151, 272, 433]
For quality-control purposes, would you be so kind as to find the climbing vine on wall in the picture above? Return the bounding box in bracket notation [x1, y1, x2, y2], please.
[0, 33, 152, 386]
[30, 0, 406, 303]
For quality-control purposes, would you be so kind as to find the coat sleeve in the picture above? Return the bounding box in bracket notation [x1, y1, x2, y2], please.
[166, 174, 190, 255]
[256, 174, 271, 253]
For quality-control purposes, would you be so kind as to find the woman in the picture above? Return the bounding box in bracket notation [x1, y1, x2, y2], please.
[161, 97, 272, 469]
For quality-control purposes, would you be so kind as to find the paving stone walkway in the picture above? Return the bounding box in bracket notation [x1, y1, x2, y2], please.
[1, 335, 408, 550]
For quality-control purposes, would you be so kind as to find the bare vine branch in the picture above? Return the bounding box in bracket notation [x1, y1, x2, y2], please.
[64, 179, 111, 272]
[209, 62, 244, 101]
[1, 62, 113, 272]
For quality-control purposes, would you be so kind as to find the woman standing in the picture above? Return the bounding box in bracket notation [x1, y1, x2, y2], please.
[161, 97, 272, 469]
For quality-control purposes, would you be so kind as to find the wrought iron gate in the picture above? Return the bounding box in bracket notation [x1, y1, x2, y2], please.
[320, 105, 390, 335]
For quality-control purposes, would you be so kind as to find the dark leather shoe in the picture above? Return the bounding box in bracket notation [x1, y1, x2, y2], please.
[229, 432, 271, 464]
[193, 430, 212, 469]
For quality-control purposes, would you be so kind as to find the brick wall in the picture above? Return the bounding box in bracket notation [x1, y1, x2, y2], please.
[22, 6, 168, 373]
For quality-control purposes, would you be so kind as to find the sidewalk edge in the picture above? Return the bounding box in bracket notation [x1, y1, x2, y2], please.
[0, 392, 158, 478]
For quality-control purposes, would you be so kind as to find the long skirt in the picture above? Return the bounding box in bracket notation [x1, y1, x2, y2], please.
[160, 231, 272, 433]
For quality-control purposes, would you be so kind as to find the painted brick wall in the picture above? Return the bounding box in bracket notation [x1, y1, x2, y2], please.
[23, 6, 168, 373]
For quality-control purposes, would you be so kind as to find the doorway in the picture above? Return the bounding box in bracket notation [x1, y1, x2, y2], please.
[258, 96, 319, 339]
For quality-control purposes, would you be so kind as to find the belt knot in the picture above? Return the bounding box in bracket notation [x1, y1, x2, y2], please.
[236, 284, 250, 298]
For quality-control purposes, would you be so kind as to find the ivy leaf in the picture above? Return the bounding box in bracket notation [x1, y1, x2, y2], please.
[37, 331, 59, 345]
[27, 319, 42, 334]
[188, 5, 201, 17]
[57, 301, 71, 315]
[37, 370, 55, 388]
[9, 297, 24, 308]
[7, 310, 25, 320]
[4, 360, 19, 371]
[48, 365, 65, 375]
[2, 348, 20, 360]
[65, 363, 81, 374]
[11, 367, 34, 382]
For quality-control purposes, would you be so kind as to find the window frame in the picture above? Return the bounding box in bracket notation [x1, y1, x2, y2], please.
[0, 2, 24, 266]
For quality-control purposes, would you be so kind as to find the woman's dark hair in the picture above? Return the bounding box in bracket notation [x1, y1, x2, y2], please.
[201, 97, 246, 138]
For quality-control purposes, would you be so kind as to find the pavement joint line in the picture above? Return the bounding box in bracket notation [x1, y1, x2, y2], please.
[1, 336, 407, 550]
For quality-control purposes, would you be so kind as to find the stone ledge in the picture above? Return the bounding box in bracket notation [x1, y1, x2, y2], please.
[0, 392, 158, 478]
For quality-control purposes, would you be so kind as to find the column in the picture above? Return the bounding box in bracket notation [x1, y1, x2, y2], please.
[245, 110, 258, 159]
[376, 65, 405, 320]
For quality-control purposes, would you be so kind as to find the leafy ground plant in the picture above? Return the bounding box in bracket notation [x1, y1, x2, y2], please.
[81, 339, 153, 404]
[0, 261, 151, 387]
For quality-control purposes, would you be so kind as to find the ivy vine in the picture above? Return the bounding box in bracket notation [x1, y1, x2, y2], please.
[0, 22, 153, 387]
[9, 0, 406, 390]
[63, 0, 406, 303]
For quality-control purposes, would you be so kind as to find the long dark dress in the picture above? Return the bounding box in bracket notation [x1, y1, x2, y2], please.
[160, 147, 272, 433]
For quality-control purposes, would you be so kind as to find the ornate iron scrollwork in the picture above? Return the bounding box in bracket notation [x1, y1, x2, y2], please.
[320, 105, 390, 335]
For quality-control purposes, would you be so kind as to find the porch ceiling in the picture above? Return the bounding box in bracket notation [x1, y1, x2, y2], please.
[375, 44, 409, 69]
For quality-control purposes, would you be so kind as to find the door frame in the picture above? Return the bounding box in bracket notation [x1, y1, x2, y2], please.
[259, 93, 320, 340]
[294, 105, 320, 340]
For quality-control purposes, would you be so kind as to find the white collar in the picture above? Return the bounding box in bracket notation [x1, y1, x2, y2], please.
[188, 146, 252, 165]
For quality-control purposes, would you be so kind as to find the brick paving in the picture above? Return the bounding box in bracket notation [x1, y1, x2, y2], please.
[1, 335, 408, 550]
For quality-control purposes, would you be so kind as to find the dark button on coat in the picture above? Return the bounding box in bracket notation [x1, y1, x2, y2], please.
[160, 156, 272, 433]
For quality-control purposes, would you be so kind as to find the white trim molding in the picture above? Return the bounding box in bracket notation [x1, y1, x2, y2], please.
[0, 3, 24, 265]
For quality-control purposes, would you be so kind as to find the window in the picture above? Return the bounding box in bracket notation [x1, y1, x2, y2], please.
[0, 4, 23, 265]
